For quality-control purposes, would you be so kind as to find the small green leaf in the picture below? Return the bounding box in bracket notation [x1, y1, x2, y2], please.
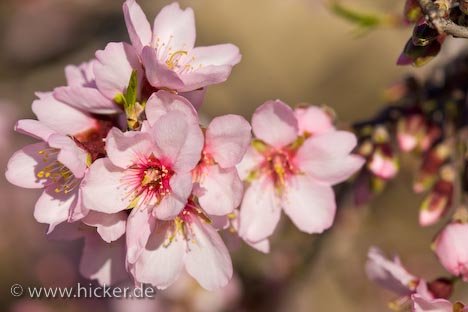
[330, 2, 381, 30]
[124, 70, 138, 111]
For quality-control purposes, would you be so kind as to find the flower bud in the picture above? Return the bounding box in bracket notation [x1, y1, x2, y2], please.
[414, 143, 451, 193]
[419, 165, 454, 226]
[427, 277, 454, 299]
[412, 23, 439, 47]
[434, 220, 468, 281]
[397, 114, 426, 152]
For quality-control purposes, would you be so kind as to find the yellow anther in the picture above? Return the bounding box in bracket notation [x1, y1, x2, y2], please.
[166, 50, 188, 69]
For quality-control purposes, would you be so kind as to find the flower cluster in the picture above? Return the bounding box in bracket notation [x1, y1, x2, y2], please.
[5, 1, 363, 290]
[367, 246, 468, 311]
[360, 54, 468, 310]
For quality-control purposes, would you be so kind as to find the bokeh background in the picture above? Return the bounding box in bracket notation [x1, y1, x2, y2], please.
[1, 0, 467, 311]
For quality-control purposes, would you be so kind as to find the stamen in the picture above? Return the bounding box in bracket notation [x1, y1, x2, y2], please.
[166, 50, 188, 69]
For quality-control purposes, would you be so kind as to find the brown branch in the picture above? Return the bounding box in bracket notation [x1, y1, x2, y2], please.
[418, 0, 468, 39]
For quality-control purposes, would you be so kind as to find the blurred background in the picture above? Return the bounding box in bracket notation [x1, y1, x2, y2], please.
[1, 0, 467, 311]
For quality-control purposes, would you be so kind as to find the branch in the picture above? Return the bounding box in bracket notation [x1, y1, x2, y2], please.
[418, 0, 468, 39]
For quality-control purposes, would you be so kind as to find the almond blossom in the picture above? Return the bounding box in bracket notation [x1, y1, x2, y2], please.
[5, 91, 114, 232]
[434, 221, 468, 281]
[237, 100, 364, 243]
[81, 107, 203, 220]
[128, 200, 232, 291]
[411, 294, 468, 312]
[123, 0, 241, 93]
[53, 60, 123, 114]
[122, 92, 251, 289]
[365, 247, 455, 310]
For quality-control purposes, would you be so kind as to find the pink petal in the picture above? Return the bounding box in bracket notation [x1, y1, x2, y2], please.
[154, 172, 192, 220]
[83, 211, 127, 243]
[151, 110, 203, 172]
[282, 174, 336, 234]
[141, 46, 184, 90]
[434, 223, 468, 279]
[126, 208, 157, 264]
[180, 88, 206, 110]
[68, 192, 89, 222]
[34, 187, 78, 233]
[32, 92, 96, 135]
[95, 42, 142, 100]
[294, 131, 364, 185]
[132, 222, 185, 289]
[15, 119, 55, 141]
[123, 0, 152, 54]
[5, 142, 50, 189]
[152, 2, 196, 52]
[252, 100, 298, 148]
[236, 147, 263, 180]
[106, 127, 154, 169]
[53, 86, 119, 114]
[65, 63, 90, 86]
[238, 177, 281, 243]
[411, 294, 452, 312]
[177, 65, 235, 92]
[80, 234, 127, 286]
[176, 45, 241, 92]
[190, 44, 241, 67]
[205, 114, 252, 168]
[294, 106, 334, 135]
[365, 247, 417, 296]
[48, 134, 88, 178]
[246, 237, 270, 254]
[81, 158, 132, 214]
[196, 165, 243, 216]
[185, 217, 233, 291]
[145, 90, 198, 126]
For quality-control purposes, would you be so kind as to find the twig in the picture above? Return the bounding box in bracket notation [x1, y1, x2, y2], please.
[418, 0, 468, 38]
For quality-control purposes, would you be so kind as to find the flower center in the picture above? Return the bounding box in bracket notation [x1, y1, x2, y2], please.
[263, 151, 296, 189]
[123, 154, 174, 209]
[73, 117, 116, 162]
[36, 148, 79, 194]
[165, 50, 188, 70]
[164, 199, 211, 247]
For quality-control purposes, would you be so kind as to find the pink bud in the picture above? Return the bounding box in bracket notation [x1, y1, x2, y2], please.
[434, 222, 468, 281]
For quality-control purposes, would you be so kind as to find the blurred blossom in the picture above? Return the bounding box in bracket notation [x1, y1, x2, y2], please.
[434, 219, 468, 281]
[411, 294, 467, 312]
[418, 165, 454, 227]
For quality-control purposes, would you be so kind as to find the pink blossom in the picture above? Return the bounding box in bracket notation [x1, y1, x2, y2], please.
[53, 60, 123, 114]
[123, 0, 241, 92]
[5, 92, 111, 232]
[237, 100, 364, 243]
[92, 41, 144, 104]
[411, 294, 467, 312]
[434, 222, 468, 281]
[367, 146, 399, 179]
[192, 114, 251, 216]
[128, 201, 232, 291]
[365, 247, 452, 311]
[294, 105, 335, 136]
[81, 106, 203, 220]
[366, 247, 419, 296]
